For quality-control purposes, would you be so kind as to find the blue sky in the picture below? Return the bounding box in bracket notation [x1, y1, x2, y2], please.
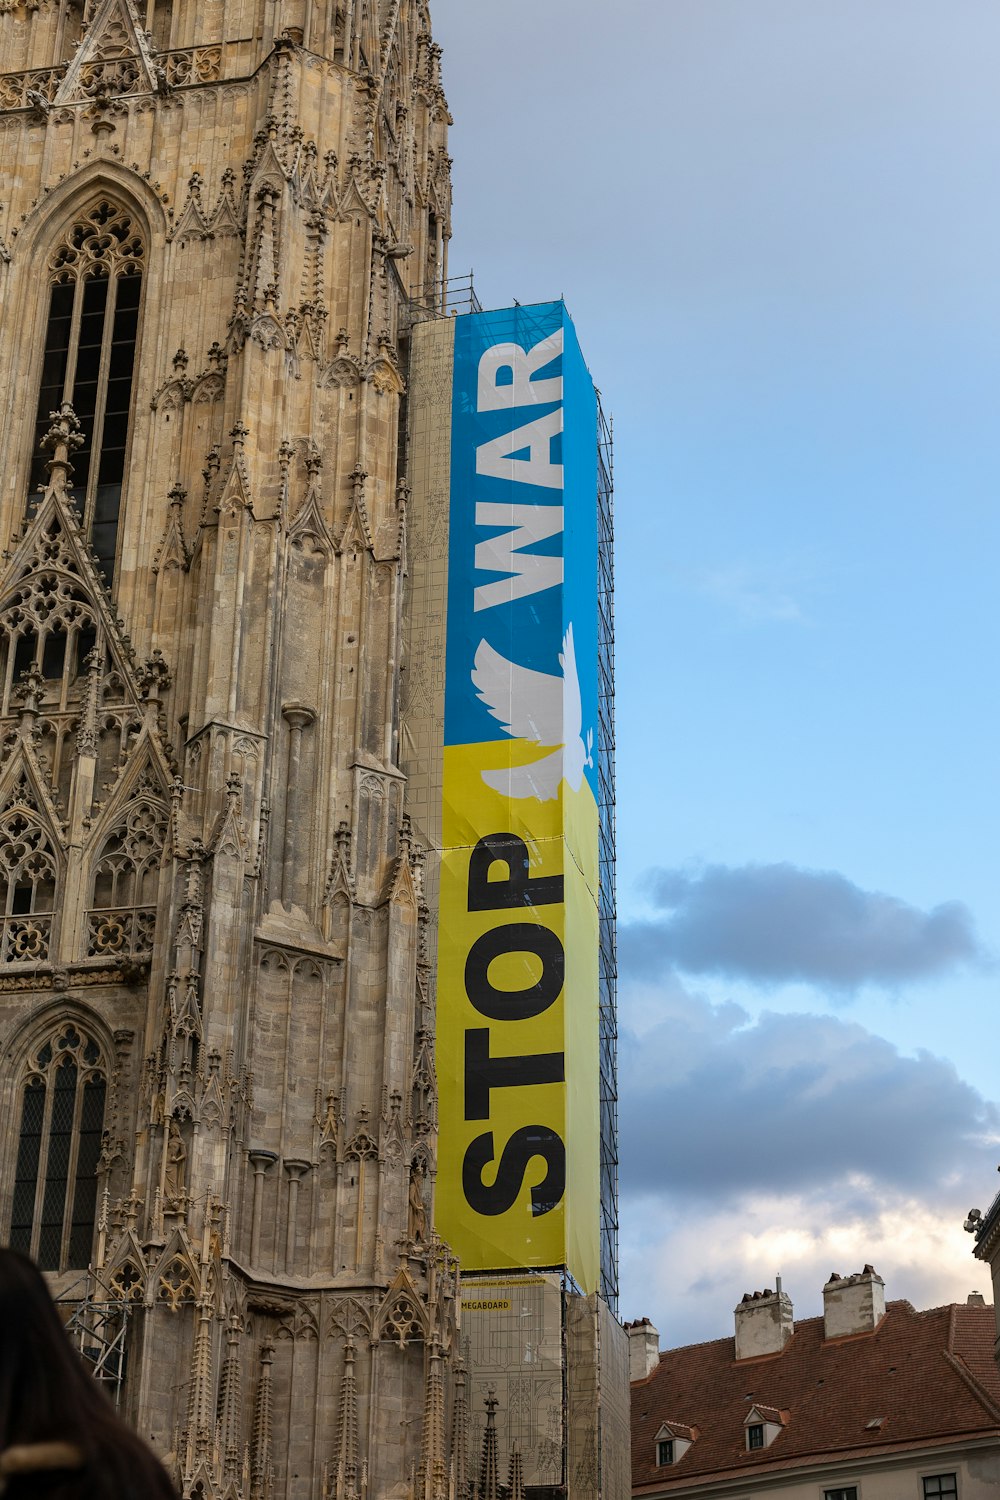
[429, 0, 999, 1345]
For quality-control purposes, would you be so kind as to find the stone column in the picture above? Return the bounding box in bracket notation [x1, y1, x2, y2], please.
[283, 1159, 311, 1273]
[280, 702, 316, 908]
[248, 1149, 278, 1265]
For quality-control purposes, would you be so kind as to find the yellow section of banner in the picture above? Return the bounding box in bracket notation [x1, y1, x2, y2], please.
[436, 741, 599, 1293]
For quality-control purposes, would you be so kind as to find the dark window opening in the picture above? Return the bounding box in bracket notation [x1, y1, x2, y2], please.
[29, 282, 75, 498]
[10, 1078, 45, 1255]
[27, 205, 144, 588]
[923, 1477, 958, 1500]
[37, 1055, 76, 1270]
[11, 883, 34, 916]
[41, 632, 66, 681]
[9, 1027, 107, 1271]
[68, 1076, 106, 1267]
[656, 1441, 674, 1467]
[13, 634, 37, 682]
[75, 627, 98, 676]
[747, 1424, 765, 1450]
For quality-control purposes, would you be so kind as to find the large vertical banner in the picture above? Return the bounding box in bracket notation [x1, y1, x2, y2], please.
[436, 303, 600, 1294]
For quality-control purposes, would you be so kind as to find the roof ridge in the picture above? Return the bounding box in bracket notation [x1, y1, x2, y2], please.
[651, 1300, 931, 1358]
[941, 1349, 1000, 1425]
[652, 1332, 737, 1357]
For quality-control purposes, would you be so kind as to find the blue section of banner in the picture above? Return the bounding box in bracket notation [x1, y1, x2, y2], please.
[444, 302, 599, 802]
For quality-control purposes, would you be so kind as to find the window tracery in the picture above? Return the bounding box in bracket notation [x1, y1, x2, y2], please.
[9, 1020, 107, 1271]
[86, 781, 167, 959]
[0, 514, 142, 812]
[28, 200, 145, 584]
[0, 521, 99, 716]
[0, 783, 59, 965]
[157, 1254, 198, 1310]
[106, 1257, 145, 1302]
[383, 1295, 423, 1348]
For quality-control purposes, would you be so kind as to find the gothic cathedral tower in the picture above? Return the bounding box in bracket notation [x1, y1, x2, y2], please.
[0, 0, 460, 1496]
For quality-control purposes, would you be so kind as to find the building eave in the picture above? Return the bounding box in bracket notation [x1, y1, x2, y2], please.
[632, 1429, 1000, 1499]
[974, 1188, 1000, 1257]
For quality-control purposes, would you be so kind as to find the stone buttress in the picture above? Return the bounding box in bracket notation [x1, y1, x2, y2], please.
[0, 0, 464, 1495]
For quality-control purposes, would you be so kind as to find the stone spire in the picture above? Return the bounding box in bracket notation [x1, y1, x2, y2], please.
[182, 1298, 216, 1484]
[477, 1390, 500, 1500]
[250, 1343, 274, 1500]
[217, 1314, 244, 1486]
[333, 1338, 361, 1500]
[417, 1335, 448, 1500]
[450, 1362, 469, 1500]
[507, 1444, 524, 1500]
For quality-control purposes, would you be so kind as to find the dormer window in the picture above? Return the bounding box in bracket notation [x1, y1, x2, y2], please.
[744, 1405, 785, 1450]
[653, 1423, 694, 1467]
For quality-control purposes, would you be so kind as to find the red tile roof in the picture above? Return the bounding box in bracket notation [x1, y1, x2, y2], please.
[632, 1301, 1000, 1492]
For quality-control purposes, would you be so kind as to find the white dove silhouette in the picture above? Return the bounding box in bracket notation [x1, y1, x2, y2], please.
[471, 623, 594, 801]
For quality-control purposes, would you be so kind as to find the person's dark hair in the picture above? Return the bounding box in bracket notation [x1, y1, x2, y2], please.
[0, 1248, 176, 1499]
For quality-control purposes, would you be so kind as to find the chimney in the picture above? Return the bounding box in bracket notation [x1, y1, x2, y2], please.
[626, 1318, 660, 1382]
[967, 1291, 986, 1307]
[734, 1281, 794, 1360]
[823, 1265, 886, 1339]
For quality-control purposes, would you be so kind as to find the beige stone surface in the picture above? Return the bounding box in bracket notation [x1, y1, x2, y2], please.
[0, 1, 463, 1494]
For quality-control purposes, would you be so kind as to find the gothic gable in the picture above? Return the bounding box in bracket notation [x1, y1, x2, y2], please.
[52, 0, 161, 108]
[83, 742, 170, 962]
[213, 441, 254, 520]
[0, 746, 66, 854]
[334, 470, 375, 555]
[152, 487, 193, 576]
[170, 183, 211, 244]
[376, 1263, 429, 1348]
[288, 461, 335, 557]
[0, 760, 63, 966]
[1, 488, 147, 721]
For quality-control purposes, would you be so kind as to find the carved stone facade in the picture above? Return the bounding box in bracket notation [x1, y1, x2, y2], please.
[0, 0, 462, 1495]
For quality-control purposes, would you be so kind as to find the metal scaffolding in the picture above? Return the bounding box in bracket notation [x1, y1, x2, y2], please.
[596, 394, 619, 1312]
[56, 1277, 130, 1408]
[405, 269, 482, 323]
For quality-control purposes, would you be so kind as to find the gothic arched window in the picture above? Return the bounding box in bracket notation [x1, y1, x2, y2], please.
[28, 199, 145, 585]
[9, 1020, 107, 1271]
[86, 788, 167, 959]
[0, 788, 59, 965]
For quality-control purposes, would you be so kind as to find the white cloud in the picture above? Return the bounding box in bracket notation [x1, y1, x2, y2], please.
[614, 972, 999, 1345]
[619, 1182, 993, 1349]
[694, 564, 807, 624]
